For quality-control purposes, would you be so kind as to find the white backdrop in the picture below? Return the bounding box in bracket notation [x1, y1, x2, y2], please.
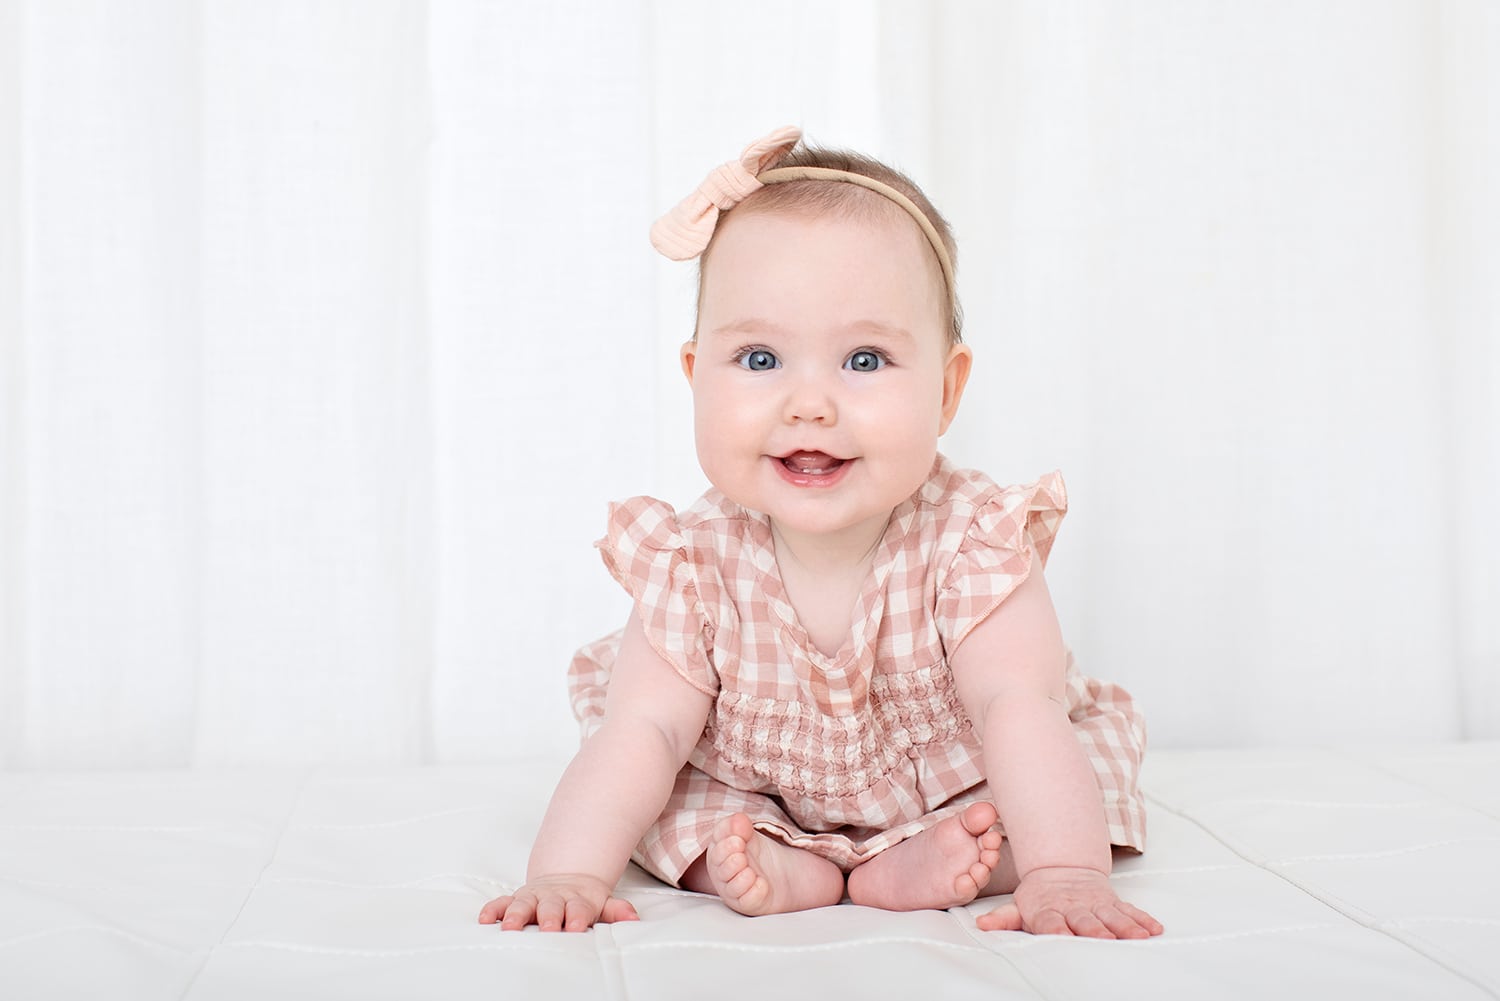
[0, 0, 1495, 768]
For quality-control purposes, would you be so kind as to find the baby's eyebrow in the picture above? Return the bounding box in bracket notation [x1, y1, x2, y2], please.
[843, 320, 915, 344]
[703, 318, 787, 341]
[706, 319, 915, 343]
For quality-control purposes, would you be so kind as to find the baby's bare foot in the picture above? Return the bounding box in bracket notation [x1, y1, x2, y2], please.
[694, 813, 844, 916]
[846, 802, 1003, 911]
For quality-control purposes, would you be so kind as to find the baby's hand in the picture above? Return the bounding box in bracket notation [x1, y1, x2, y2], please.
[478, 873, 640, 932]
[976, 866, 1163, 939]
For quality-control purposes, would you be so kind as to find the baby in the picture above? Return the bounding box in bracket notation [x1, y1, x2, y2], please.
[480, 127, 1163, 939]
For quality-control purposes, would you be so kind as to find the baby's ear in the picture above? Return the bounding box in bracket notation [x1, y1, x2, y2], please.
[680, 340, 698, 384]
[939, 343, 973, 434]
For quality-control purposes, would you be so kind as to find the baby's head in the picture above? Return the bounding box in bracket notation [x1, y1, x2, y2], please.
[696, 142, 963, 348]
[655, 128, 973, 542]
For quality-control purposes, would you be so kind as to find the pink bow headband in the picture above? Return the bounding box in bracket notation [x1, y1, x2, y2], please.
[649, 126, 957, 301]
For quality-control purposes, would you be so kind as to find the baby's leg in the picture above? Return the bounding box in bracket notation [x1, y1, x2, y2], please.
[681, 813, 845, 916]
[846, 802, 1013, 911]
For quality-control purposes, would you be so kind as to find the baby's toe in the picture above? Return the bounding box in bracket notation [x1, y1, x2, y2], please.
[959, 802, 999, 836]
[723, 865, 758, 898]
[715, 812, 753, 840]
[709, 834, 746, 867]
[713, 847, 747, 881]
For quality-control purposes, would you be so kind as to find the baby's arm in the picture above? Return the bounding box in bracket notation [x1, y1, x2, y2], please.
[478, 613, 713, 931]
[949, 568, 1163, 939]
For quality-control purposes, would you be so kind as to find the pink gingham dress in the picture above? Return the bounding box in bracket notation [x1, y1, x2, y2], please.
[568, 455, 1147, 886]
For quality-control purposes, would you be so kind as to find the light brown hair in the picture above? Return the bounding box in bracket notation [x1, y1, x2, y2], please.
[696, 143, 964, 345]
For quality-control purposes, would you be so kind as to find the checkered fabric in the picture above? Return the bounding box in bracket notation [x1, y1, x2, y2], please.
[568, 456, 1147, 886]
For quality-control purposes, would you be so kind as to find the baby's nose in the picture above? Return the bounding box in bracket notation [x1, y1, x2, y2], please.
[782, 373, 838, 425]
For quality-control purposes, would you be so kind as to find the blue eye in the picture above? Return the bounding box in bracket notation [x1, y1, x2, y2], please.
[845, 350, 886, 373]
[737, 349, 780, 371]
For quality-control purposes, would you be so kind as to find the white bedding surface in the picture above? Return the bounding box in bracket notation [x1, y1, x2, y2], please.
[2, 743, 1498, 1000]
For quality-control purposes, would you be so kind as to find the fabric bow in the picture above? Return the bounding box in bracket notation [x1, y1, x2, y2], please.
[649, 126, 803, 260]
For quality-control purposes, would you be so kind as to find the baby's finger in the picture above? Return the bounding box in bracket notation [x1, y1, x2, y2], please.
[563, 895, 601, 932]
[1117, 901, 1164, 937]
[499, 893, 538, 931]
[599, 897, 640, 924]
[1026, 907, 1072, 936]
[534, 895, 567, 932]
[477, 895, 513, 924]
[1090, 904, 1148, 940]
[975, 902, 1022, 932]
[1064, 908, 1116, 940]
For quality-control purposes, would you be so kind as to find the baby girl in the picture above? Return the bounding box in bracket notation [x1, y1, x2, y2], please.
[479, 126, 1163, 939]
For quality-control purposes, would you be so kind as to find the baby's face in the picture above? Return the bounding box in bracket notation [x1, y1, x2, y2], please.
[683, 206, 971, 548]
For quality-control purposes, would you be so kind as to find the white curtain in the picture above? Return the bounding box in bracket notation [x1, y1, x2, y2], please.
[1, 0, 1495, 768]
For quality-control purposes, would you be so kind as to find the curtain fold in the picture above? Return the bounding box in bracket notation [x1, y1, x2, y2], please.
[0, 0, 1495, 768]
[5, 0, 205, 766]
[0, 0, 23, 766]
[1434, 0, 1500, 741]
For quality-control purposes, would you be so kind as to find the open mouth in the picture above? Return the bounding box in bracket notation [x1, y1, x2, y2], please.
[775, 450, 851, 486]
[779, 451, 846, 475]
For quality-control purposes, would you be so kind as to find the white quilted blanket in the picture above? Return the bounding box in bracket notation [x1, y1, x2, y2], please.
[2, 743, 1497, 1000]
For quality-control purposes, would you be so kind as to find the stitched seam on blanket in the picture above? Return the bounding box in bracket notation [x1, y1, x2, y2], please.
[622, 936, 990, 956]
[0, 823, 234, 833]
[267, 873, 508, 891]
[1353, 748, 1500, 825]
[1144, 791, 1500, 999]
[592, 922, 629, 1001]
[0, 872, 248, 891]
[1393, 916, 1500, 929]
[289, 805, 495, 831]
[949, 911, 1054, 999]
[1107, 863, 1239, 881]
[211, 939, 994, 959]
[216, 940, 579, 957]
[1378, 926, 1500, 1000]
[1274, 835, 1500, 864]
[1190, 799, 1429, 810]
[997, 922, 1337, 949]
[176, 770, 312, 1001]
[0, 924, 190, 954]
[959, 918, 1341, 952]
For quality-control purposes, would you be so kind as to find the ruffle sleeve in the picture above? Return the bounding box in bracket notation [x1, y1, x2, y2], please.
[595, 497, 720, 696]
[935, 471, 1068, 654]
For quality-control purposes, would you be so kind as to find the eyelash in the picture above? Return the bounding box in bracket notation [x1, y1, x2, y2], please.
[844, 349, 890, 372]
[731, 346, 780, 371]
